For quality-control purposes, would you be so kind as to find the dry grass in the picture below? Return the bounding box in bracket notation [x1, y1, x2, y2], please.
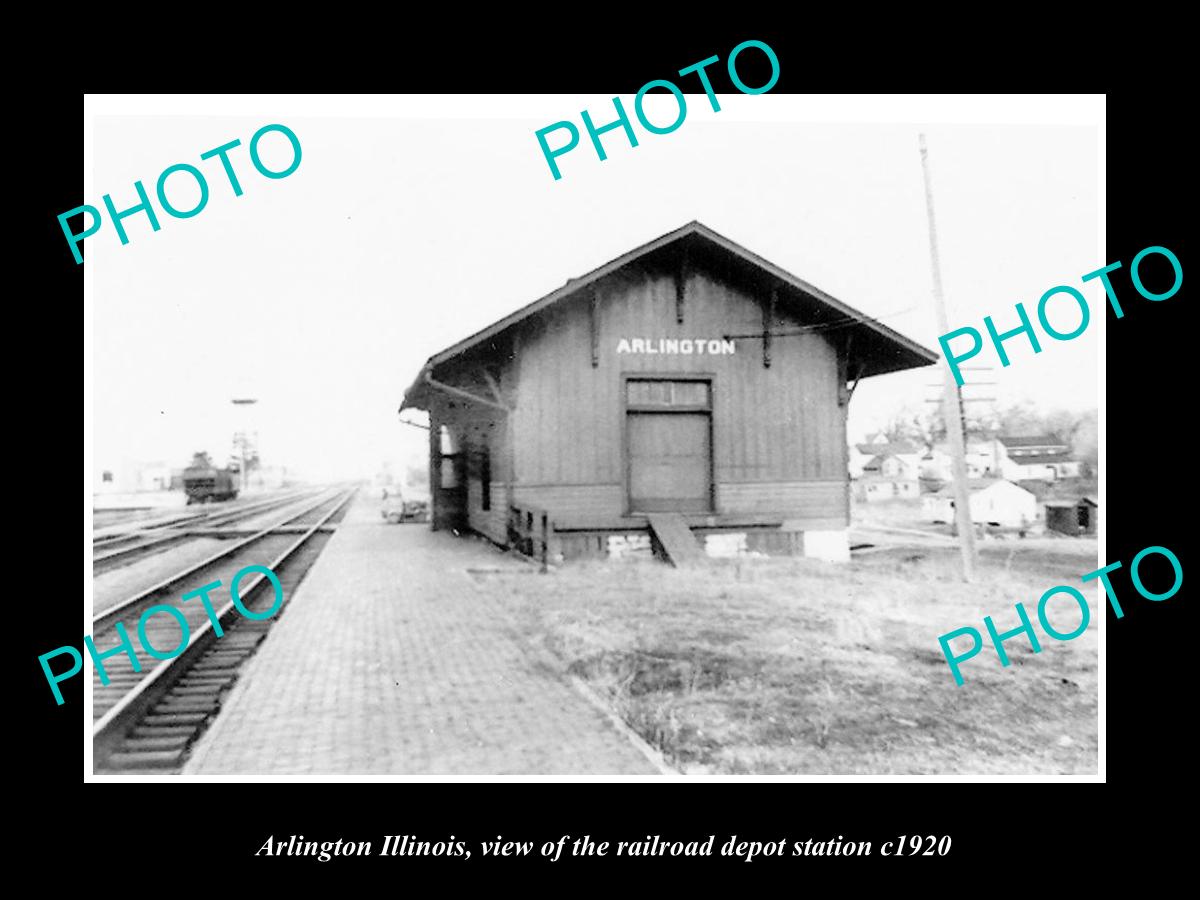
[486, 543, 1099, 775]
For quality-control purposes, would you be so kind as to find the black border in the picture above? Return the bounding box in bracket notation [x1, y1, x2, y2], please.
[29, 27, 1187, 881]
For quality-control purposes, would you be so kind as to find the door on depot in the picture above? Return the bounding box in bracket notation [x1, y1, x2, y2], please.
[625, 378, 713, 513]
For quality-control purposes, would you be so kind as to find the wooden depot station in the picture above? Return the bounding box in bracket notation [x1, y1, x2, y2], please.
[399, 222, 936, 564]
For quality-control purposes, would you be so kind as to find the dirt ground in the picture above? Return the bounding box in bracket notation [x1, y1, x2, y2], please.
[486, 540, 1100, 775]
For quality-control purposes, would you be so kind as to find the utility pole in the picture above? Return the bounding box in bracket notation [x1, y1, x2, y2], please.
[232, 397, 258, 494]
[919, 134, 977, 582]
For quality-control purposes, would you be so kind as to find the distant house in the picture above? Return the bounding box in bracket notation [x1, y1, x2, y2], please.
[853, 440, 917, 476]
[848, 444, 874, 479]
[997, 435, 1081, 482]
[923, 479, 1038, 528]
[966, 439, 1002, 476]
[862, 450, 921, 480]
[921, 439, 996, 482]
[854, 446, 921, 501]
[926, 435, 1082, 482]
[925, 438, 1000, 480]
[1045, 496, 1098, 536]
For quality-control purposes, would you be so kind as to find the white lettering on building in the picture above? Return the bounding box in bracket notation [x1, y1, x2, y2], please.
[616, 338, 736, 355]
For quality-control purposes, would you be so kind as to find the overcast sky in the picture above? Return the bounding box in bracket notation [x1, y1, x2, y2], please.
[88, 96, 1101, 482]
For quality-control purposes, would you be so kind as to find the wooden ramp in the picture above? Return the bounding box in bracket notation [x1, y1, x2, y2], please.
[646, 513, 704, 567]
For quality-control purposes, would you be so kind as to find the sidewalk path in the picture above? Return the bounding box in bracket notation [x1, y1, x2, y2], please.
[184, 493, 660, 775]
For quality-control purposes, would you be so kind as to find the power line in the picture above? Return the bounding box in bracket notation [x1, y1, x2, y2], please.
[722, 306, 917, 341]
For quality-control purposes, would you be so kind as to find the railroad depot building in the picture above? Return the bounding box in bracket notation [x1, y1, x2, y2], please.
[399, 222, 936, 562]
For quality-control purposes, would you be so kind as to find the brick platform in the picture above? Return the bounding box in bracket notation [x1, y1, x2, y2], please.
[184, 492, 660, 775]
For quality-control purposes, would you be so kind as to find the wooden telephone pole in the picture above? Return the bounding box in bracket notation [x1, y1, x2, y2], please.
[919, 134, 977, 582]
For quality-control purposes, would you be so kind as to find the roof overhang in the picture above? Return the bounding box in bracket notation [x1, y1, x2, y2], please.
[400, 221, 938, 412]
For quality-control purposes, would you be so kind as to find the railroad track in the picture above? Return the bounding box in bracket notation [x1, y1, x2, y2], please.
[92, 489, 326, 573]
[92, 486, 357, 773]
[93, 505, 249, 547]
[92, 488, 316, 545]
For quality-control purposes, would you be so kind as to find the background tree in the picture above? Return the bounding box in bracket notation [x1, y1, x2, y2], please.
[878, 409, 925, 446]
[1067, 410, 1098, 475]
[990, 400, 1043, 436]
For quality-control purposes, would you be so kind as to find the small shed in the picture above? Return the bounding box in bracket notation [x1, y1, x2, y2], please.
[923, 479, 1037, 528]
[1045, 496, 1098, 536]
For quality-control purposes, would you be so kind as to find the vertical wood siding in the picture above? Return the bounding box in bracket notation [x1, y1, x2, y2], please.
[505, 260, 849, 525]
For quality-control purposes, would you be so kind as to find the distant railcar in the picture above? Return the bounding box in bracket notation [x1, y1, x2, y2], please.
[182, 453, 240, 504]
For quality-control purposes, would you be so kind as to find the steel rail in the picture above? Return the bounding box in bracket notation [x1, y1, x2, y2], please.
[195, 489, 320, 528]
[92, 488, 357, 768]
[91, 488, 328, 572]
[92, 488, 343, 632]
[92, 488, 314, 545]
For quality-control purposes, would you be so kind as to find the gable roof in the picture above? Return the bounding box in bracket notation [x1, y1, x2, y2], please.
[1047, 495, 1099, 507]
[1008, 450, 1076, 465]
[401, 222, 937, 411]
[864, 451, 922, 469]
[999, 435, 1066, 448]
[932, 478, 1031, 498]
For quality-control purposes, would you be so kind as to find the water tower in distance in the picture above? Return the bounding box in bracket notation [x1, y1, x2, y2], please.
[231, 397, 259, 493]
